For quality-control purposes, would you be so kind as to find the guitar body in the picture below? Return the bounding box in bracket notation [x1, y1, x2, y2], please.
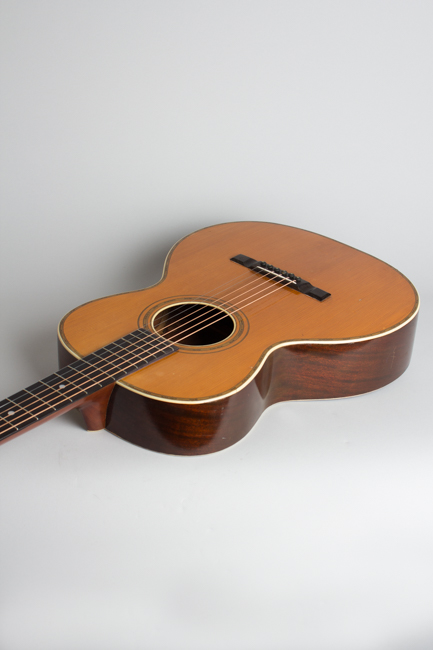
[57, 222, 418, 455]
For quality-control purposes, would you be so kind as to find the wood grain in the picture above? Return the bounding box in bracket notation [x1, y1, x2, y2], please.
[59, 222, 418, 404]
[102, 315, 418, 455]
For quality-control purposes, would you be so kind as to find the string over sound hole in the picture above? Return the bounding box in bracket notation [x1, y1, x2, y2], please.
[153, 302, 235, 346]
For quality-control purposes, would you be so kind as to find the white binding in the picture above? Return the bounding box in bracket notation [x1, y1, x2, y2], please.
[57, 224, 420, 406]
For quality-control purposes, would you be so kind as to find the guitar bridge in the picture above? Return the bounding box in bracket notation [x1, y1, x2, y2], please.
[230, 254, 331, 302]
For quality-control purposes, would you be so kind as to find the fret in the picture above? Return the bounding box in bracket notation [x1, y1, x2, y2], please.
[134, 330, 161, 344]
[8, 396, 40, 420]
[0, 329, 178, 442]
[1, 397, 40, 429]
[73, 357, 114, 383]
[7, 388, 58, 419]
[0, 411, 12, 426]
[127, 332, 166, 359]
[132, 329, 170, 351]
[123, 331, 155, 348]
[23, 388, 58, 412]
[103, 342, 141, 367]
[122, 329, 172, 353]
[0, 423, 18, 436]
[63, 361, 105, 388]
[52, 368, 90, 395]
[40, 378, 75, 401]
[91, 348, 132, 374]
[106, 335, 145, 355]
[0, 410, 19, 432]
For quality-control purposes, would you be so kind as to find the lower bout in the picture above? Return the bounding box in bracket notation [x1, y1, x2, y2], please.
[267, 315, 418, 403]
[59, 314, 418, 455]
[105, 315, 418, 454]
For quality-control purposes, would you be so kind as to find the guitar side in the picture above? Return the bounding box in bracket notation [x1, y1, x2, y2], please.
[59, 316, 417, 455]
[58, 222, 419, 455]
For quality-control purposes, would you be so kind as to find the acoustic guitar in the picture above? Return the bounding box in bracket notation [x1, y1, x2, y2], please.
[0, 222, 419, 454]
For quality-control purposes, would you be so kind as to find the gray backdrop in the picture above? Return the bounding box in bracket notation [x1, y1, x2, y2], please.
[1, 2, 432, 649]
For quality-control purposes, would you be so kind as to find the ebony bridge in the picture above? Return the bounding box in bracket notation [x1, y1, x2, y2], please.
[230, 254, 331, 301]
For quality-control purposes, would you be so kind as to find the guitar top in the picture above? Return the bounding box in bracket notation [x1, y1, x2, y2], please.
[1, 221, 419, 453]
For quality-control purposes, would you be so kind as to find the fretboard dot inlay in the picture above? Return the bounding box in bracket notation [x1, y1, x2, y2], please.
[0, 328, 178, 443]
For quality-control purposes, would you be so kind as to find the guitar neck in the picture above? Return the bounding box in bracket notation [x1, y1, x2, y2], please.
[0, 329, 177, 443]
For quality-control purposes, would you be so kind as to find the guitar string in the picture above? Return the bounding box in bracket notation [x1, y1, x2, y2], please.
[151, 255, 303, 331]
[0, 266, 285, 424]
[153, 270, 296, 342]
[152, 269, 292, 340]
[150, 249, 301, 329]
[154, 271, 280, 327]
[0, 275, 295, 438]
[155, 251, 300, 320]
[0, 265, 283, 420]
[153, 271, 271, 331]
[153, 265, 258, 325]
[0, 268, 298, 433]
[0, 267, 296, 433]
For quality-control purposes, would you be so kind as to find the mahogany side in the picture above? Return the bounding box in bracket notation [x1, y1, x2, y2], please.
[58, 315, 417, 455]
[58, 222, 419, 405]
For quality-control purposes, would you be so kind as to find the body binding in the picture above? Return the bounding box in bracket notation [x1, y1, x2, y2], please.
[59, 317, 416, 455]
[57, 222, 418, 455]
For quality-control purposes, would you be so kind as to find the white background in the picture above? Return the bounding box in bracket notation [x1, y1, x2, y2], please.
[1, 2, 432, 649]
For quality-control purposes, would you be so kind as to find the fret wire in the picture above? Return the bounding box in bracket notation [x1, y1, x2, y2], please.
[123, 334, 151, 347]
[58, 362, 114, 395]
[0, 395, 48, 429]
[64, 330, 173, 396]
[7, 397, 39, 421]
[137, 330, 174, 351]
[12, 392, 54, 420]
[95, 339, 153, 370]
[2, 371, 110, 434]
[40, 379, 75, 402]
[128, 332, 153, 346]
[2, 409, 40, 432]
[103, 347, 141, 369]
[127, 333, 165, 359]
[56, 372, 106, 394]
[0, 399, 25, 428]
[7, 374, 98, 431]
[0, 423, 18, 436]
[113, 342, 158, 368]
[0, 329, 178, 435]
[2, 380, 88, 432]
[134, 330, 168, 349]
[57, 367, 112, 392]
[91, 348, 134, 373]
[105, 337, 141, 351]
[1, 375, 90, 428]
[23, 388, 57, 412]
[65, 362, 105, 387]
[124, 330, 166, 349]
[53, 369, 90, 394]
[0, 412, 18, 430]
[2, 272, 304, 429]
[73, 358, 114, 382]
[0, 330, 163, 422]
[145, 340, 169, 356]
[104, 338, 142, 354]
[133, 340, 166, 360]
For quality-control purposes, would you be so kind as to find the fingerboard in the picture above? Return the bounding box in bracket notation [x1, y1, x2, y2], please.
[0, 328, 178, 442]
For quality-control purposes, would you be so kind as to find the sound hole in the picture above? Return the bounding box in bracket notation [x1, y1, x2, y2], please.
[153, 302, 235, 346]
